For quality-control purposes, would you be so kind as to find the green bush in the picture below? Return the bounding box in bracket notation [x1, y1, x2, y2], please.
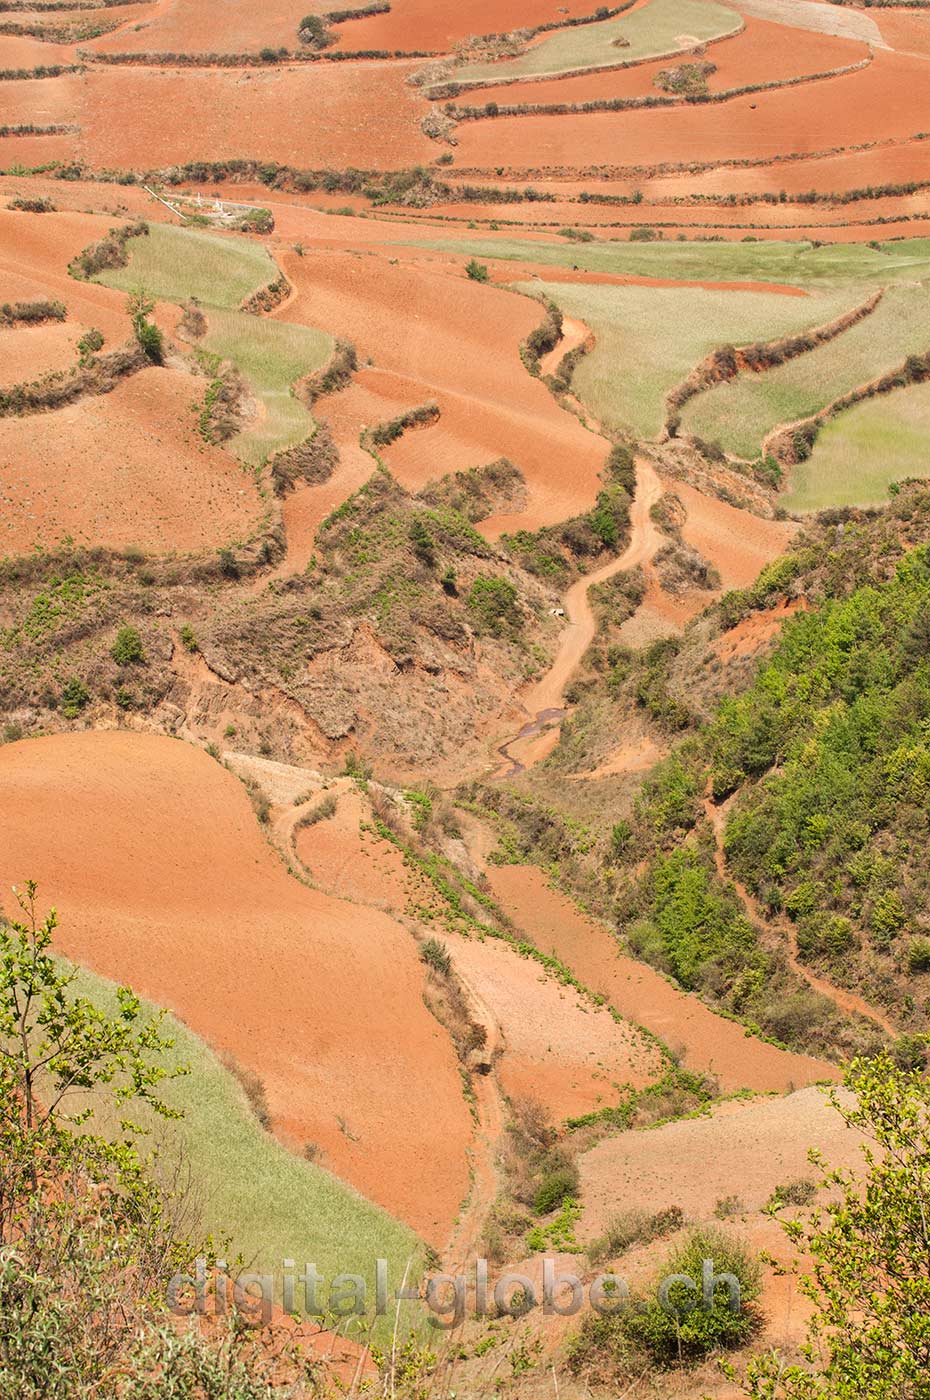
[465, 259, 490, 282]
[467, 574, 522, 634]
[420, 938, 451, 977]
[111, 626, 145, 666]
[60, 676, 90, 718]
[533, 1163, 580, 1216]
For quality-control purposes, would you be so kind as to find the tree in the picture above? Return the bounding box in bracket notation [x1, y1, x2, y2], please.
[739, 1051, 930, 1400]
[127, 287, 163, 364]
[111, 624, 145, 666]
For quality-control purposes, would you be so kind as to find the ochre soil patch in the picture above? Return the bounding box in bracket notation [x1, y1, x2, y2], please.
[0, 731, 472, 1243]
[276, 248, 608, 532]
[646, 137, 930, 200]
[451, 49, 930, 173]
[674, 478, 796, 590]
[713, 597, 807, 662]
[0, 366, 263, 553]
[89, 0, 319, 56]
[74, 62, 432, 169]
[579, 1087, 862, 1234]
[0, 318, 78, 382]
[875, 9, 930, 57]
[468, 18, 866, 108]
[445, 930, 664, 1121]
[295, 789, 412, 910]
[485, 864, 836, 1093]
[0, 70, 81, 129]
[330, 0, 595, 54]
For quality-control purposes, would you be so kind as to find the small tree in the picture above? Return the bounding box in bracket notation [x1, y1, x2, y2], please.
[111, 625, 145, 666]
[127, 288, 164, 364]
[739, 1050, 930, 1399]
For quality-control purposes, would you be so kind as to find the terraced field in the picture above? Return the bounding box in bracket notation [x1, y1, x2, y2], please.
[452, 0, 742, 86]
[682, 282, 930, 458]
[519, 278, 858, 438]
[785, 378, 930, 512]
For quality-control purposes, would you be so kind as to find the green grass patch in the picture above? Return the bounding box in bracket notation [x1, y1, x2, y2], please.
[455, 0, 739, 84]
[97, 223, 277, 308]
[404, 236, 930, 289]
[682, 284, 930, 458]
[200, 309, 332, 464]
[783, 379, 930, 513]
[65, 963, 425, 1342]
[517, 280, 855, 438]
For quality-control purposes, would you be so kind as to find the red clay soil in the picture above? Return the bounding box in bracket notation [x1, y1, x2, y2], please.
[0, 365, 264, 553]
[0, 318, 78, 382]
[329, 0, 595, 54]
[0, 731, 472, 1244]
[579, 1086, 862, 1234]
[89, 0, 315, 56]
[444, 929, 665, 1121]
[452, 48, 930, 173]
[645, 137, 930, 201]
[0, 71, 82, 130]
[713, 597, 807, 662]
[275, 247, 608, 532]
[874, 9, 930, 58]
[469, 17, 867, 108]
[485, 863, 836, 1093]
[73, 62, 433, 169]
[674, 479, 796, 590]
[295, 788, 413, 910]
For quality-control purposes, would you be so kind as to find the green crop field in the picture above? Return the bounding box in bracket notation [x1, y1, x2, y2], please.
[783, 380, 930, 513]
[519, 279, 857, 438]
[407, 236, 930, 289]
[682, 284, 930, 458]
[97, 224, 332, 463]
[201, 309, 332, 464]
[65, 963, 424, 1342]
[98, 223, 276, 308]
[453, 0, 739, 86]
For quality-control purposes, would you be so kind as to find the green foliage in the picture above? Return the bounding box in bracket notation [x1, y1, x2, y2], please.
[465, 258, 490, 282]
[178, 624, 198, 653]
[59, 676, 89, 718]
[419, 937, 451, 976]
[110, 625, 145, 666]
[533, 1165, 579, 1216]
[467, 574, 522, 635]
[409, 517, 436, 568]
[740, 1052, 930, 1399]
[76, 327, 104, 362]
[633, 847, 756, 992]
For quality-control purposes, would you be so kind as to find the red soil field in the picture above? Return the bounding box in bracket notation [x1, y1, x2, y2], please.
[0, 731, 473, 1243]
[873, 9, 930, 58]
[0, 71, 81, 128]
[0, 365, 264, 553]
[468, 17, 867, 108]
[452, 49, 930, 175]
[73, 61, 432, 169]
[275, 247, 609, 531]
[674, 480, 796, 590]
[0, 33, 77, 66]
[89, 0, 313, 56]
[330, 0, 597, 54]
[445, 930, 664, 1121]
[485, 864, 835, 1093]
[0, 317, 79, 381]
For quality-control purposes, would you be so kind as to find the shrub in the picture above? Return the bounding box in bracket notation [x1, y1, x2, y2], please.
[77, 327, 104, 361]
[769, 1177, 817, 1208]
[220, 1053, 271, 1130]
[587, 1205, 683, 1265]
[111, 625, 145, 666]
[409, 517, 436, 568]
[420, 937, 452, 977]
[629, 226, 658, 241]
[60, 676, 90, 717]
[467, 574, 521, 634]
[465, 258, 489, 282]
[621, 1227, 761, 1366]
[907, 937, 930, 973]
[533, 1163, 580, 1216]
[178, 623, 198, 653]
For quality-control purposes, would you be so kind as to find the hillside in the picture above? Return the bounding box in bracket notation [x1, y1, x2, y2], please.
[2, 2, 930, 1396]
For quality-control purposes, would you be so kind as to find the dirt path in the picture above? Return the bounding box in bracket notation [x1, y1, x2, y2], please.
[702, 793, 896, 1037]
[495, 457, 665, 776]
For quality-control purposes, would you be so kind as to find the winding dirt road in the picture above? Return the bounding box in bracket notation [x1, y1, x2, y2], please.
[496, 458, 665, 775]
